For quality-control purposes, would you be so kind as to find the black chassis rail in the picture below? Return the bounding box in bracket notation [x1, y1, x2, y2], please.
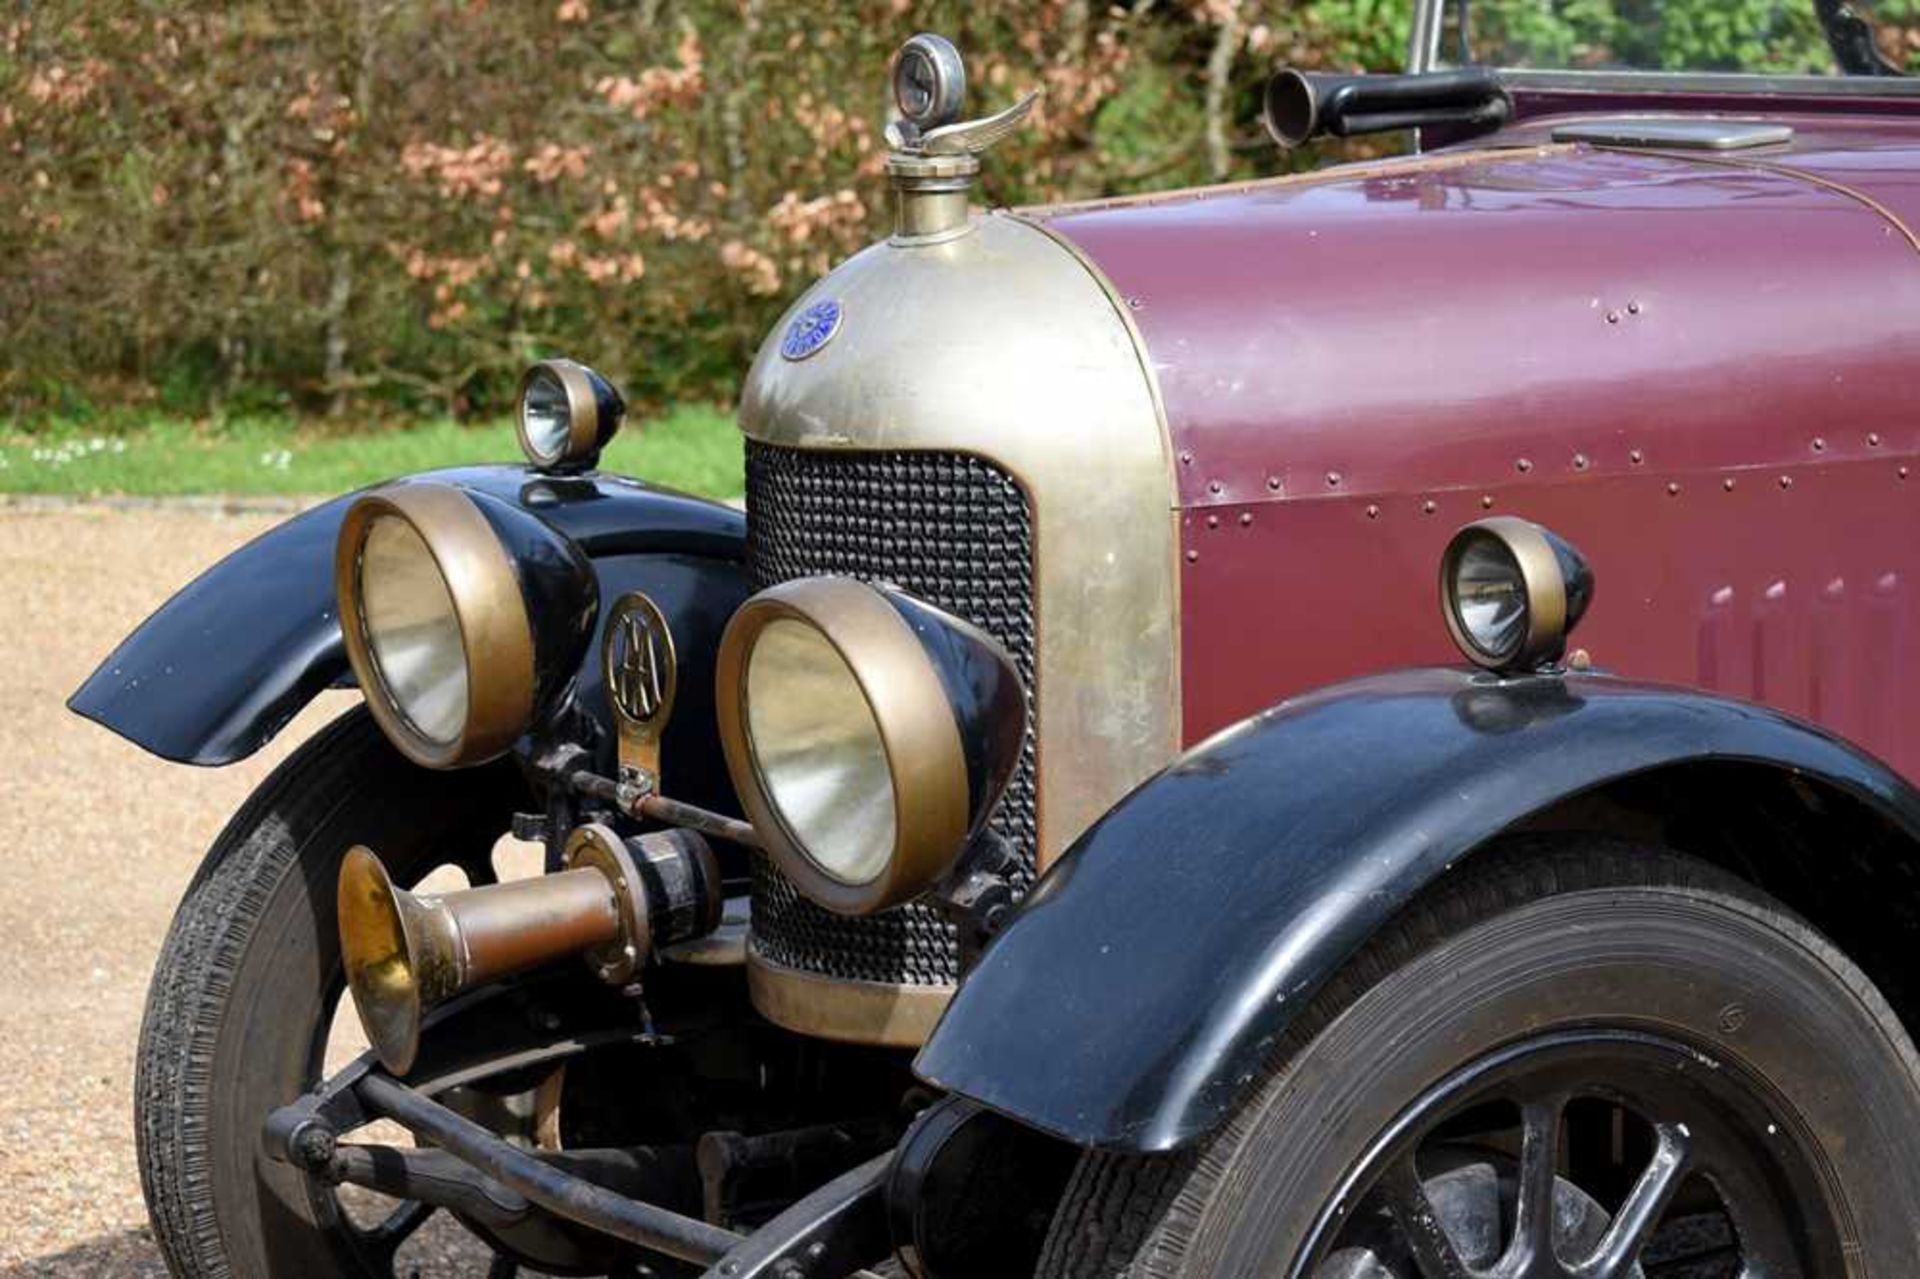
[261, 991, 893, 1277]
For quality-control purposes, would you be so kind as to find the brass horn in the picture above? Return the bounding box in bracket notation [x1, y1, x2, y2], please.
[338, 824, 720, 1075]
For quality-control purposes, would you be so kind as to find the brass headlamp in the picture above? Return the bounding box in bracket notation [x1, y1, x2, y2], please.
[335, 482, 597, 769]
[716, 577, 1026, 917]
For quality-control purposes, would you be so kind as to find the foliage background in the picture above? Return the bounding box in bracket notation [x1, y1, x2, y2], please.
[4, 0, 1918, 428]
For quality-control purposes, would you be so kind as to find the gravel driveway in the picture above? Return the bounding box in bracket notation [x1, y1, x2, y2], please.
[0, 504, 492, 1276]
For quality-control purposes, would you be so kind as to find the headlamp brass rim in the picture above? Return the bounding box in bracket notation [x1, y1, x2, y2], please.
[335, 484, 537, 769]
[1440, 516, 1569, 672]
[515, 359, 604, 471]
[715, 577, 971, 917]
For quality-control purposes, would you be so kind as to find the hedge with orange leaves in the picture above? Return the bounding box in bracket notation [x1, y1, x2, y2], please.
[0, 1, 1408, 420]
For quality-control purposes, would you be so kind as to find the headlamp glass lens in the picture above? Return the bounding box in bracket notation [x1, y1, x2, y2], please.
[1452, 534, 1530, 662]
[519, 367, 574, 464]
[359, 515, 468, 745]
[745, 618, 896, 885]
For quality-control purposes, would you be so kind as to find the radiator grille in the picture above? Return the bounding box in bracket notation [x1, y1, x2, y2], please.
[743, 442, 1037, 987]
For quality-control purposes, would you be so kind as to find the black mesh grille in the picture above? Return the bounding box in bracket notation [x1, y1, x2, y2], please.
[744, 442, 1037, 987]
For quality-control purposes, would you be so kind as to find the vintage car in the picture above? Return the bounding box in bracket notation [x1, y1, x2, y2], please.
[72, 4, 1920, 1276]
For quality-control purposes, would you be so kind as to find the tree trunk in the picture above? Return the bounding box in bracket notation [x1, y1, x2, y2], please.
[323, 0, 382, 418]
[322, 246, 352, 417]
[1204, 9, 1243, 183]
[720, 2, 762, 224]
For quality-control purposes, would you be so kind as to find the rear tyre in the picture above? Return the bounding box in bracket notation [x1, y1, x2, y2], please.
[136, 709, 528, 1279]
[1037, 840, 1920, 1277]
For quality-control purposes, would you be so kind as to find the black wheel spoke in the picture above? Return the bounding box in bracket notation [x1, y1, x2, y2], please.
[1578, 1121, 1690, 1279]
[1301, 1029, 1846, 1279]
[1382, 1157, 1477, 1278]
[1506, 1095, 1565, 1269]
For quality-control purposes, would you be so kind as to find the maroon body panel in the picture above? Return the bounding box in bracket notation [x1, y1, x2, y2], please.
[1499, 107, 1920, 235]
[1034, 126, 1920, 776]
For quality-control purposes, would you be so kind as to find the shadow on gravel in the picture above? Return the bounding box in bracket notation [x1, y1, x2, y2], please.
[2, 1216, 564, 1277]
[0, 1229, 168, 1277]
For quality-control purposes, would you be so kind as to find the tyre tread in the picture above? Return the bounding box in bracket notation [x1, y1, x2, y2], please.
[1035, 838, 1919, 1277]
[136, 710, 399, 1279]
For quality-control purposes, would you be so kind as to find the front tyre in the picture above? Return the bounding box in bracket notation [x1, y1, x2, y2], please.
[1039, 841, 1920, 1277]
[137, 709, 527, 1279]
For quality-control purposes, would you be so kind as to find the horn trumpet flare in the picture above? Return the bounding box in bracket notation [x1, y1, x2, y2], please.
[338, 824, 719, 1075]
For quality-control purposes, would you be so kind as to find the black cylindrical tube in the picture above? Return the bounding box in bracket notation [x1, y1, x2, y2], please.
[1265, 67, 1510, 147]
[356, 1073, 742, 1264]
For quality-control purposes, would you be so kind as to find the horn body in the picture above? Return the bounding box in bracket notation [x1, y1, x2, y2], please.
[339, 824, 720, 1074]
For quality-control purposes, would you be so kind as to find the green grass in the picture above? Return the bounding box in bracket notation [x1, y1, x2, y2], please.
[0, 404, 743, 500]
